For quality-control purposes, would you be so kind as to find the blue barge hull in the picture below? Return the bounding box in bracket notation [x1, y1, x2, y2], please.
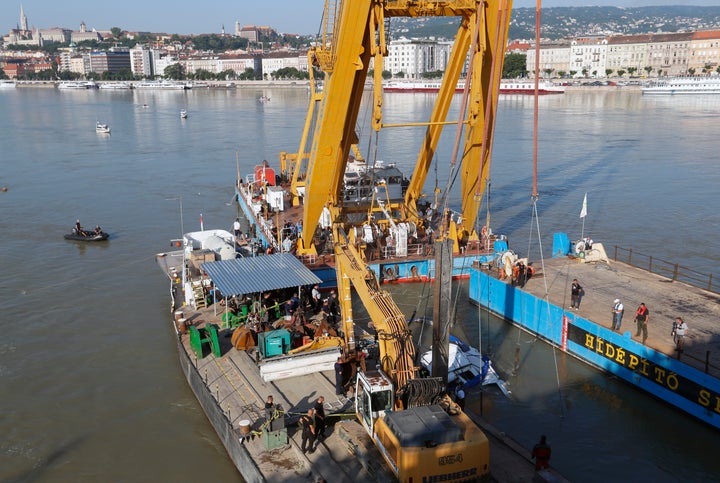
[469, 266, 720, 430]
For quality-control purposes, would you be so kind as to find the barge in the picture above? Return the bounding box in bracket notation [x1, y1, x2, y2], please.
[469, 233, 720, 430]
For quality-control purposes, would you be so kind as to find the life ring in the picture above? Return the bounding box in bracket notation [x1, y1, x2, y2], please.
[574, 241, 585, 254]
[385, 266, 396, 280]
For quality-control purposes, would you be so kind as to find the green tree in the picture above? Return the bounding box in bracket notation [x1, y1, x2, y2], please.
[111, 27, 122, 39]
[627, 67, 637, 77]
[557, 71, 566, 78]
[688, 68, 696, 75]
[543, 68, 554, 78]
[164, 63, 185, 80]
[422, 70, 444, 79]
[581, 68, 588, 77]
[605, 68, 613, 77]
[569, 70, 577, 77]
[644, 66, 653, 76]
[382, 70, 392, 80]
[502, 53, 527, 78]
[238, 68, 255, 80]
[0, 70, 8, 80]
[617, 69, 626, 77]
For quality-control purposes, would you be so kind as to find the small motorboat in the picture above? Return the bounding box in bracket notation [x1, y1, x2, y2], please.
[259, 95, 270, 103]
[180, 109, 188, 119]
[64, 230, 109, 242]
[96, 121, 111, 134]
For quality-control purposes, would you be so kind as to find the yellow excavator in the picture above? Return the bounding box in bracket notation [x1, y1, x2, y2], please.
[290, 1, 513, 480]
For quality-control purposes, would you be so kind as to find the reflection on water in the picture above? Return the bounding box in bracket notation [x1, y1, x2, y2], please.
[0, 87, 718, 481]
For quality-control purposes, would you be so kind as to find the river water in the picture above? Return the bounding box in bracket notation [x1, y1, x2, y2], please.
[0, 86, 718, 482]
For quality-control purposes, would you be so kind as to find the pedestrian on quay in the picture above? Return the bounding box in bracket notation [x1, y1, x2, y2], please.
[611, 298, 624, 331]
[299, 408, 316, 454]
[634, 303, 650, 344]
[334, 357, 345, 397]
[531, 435, 552, 470]
[313, 396, 326, 442]
[674, 317, 688, 353]
[570, 278, 583, 310]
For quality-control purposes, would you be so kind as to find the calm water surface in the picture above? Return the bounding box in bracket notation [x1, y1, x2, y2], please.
[0, 86, 718, 482]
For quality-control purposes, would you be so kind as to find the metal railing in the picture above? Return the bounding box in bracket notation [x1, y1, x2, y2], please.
[612, 245, 718, 295]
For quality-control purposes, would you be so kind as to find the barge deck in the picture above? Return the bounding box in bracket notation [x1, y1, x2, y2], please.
[470, 242, 720, 429]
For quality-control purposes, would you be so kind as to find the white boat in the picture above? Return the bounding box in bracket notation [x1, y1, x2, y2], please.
[420, 334, 511, 397]
[383, 79, 564, 95]
[0, 80, 16, 89]
[641, 76, 720, 95]
[134, 80, 191, 90]
[95, 121, 111, 134]
[58, 80, 98, 90]
[99, 82, 132, 90]
[259, 95, 270, 102]
[180, 109, 188, 119]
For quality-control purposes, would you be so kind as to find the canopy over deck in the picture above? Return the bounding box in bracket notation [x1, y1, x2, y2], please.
[201, 254, 322, 296]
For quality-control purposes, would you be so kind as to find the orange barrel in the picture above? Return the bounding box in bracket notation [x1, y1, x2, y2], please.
[239, 420, 252, 435]
[177, 318, 188, 334]
[174, 310, 184, 323]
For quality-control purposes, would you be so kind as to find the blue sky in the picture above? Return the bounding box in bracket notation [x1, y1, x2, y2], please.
[2, 1, 720, 36]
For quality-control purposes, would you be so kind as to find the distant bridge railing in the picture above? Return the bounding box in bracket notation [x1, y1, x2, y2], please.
[611, 246, 718, 295]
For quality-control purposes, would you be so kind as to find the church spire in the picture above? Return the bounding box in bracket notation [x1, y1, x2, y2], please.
[20, 4, 28, 31]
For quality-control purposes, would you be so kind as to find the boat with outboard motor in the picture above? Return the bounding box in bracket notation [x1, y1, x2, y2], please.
[64, 230, 109, 241]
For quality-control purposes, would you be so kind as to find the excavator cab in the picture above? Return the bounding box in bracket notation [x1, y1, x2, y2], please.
[355, 369, 394, 433]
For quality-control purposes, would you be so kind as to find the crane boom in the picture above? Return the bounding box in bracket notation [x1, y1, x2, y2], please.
[287, 2, 513, 481]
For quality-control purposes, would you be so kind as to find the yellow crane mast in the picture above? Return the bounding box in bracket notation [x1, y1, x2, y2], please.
[289, 0, 511, 256]
[281, 2, 512, 481]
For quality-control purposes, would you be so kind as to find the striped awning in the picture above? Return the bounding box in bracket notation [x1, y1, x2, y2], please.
[201, 254, 321, 296]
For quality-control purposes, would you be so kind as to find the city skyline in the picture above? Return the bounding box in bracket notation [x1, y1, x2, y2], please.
[3, 1, 720, 37]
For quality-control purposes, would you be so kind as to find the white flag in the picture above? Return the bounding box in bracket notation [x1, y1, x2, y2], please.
[580, 193, 587, 218]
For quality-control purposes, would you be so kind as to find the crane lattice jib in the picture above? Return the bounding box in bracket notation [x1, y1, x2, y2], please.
[334, 238, 418, 391]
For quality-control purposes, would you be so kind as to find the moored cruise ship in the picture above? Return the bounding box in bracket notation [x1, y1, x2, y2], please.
[58, 80, 98, 89]
[641, 76, 720, 95]
[134, 80, 192, 90]
[383, 78, 564, 95]
[98, 81, 133, 90]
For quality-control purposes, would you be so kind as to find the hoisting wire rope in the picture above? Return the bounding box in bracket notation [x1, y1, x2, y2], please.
[522, 0, 566, 419]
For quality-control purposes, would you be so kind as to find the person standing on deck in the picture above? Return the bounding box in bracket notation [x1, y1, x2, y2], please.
[570, 279, 583, 310]
[634, 303, 650, 344]
[313, 396, 326, 442]
[455, 384, 466, 410]
[311, 284, 322, 313]
[532, 435, 552, 470]
[674, 317, 688, 352]
[299, 408, 316, 454]
[611, 299, 624, 331]
[334, 357, 345, 397]
[233, 218, 241, 238]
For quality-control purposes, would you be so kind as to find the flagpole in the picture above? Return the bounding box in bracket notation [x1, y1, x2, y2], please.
[579, 192, 587, 241]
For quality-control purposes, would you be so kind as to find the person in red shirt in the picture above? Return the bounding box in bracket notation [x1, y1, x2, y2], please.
[634, 303, 650, 344]
[531, 435, 551, 470]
